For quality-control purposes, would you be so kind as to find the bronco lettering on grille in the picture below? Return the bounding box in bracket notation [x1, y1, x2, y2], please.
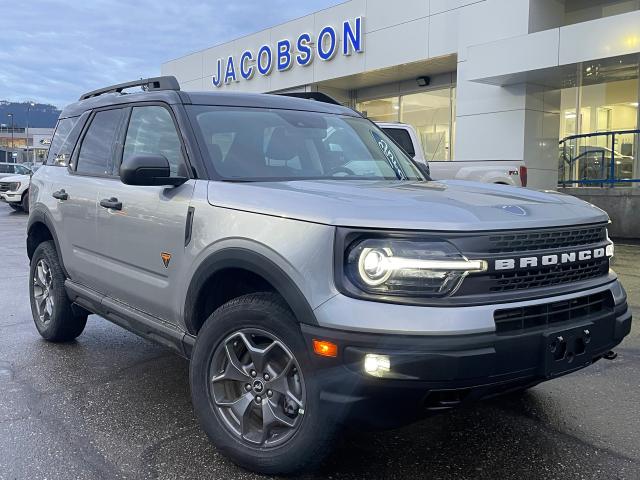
[494, 245, 613, 271]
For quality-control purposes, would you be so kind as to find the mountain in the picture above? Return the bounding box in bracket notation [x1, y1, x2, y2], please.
[0, 101, 61, 129]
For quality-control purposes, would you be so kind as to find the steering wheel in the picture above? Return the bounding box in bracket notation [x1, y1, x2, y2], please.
[328, 166, 356, 177]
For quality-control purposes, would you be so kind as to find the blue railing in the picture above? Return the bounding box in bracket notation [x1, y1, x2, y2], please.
[558, 129, 640, 187]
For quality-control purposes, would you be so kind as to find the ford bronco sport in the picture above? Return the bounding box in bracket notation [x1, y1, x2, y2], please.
[27, 76, 631, 474]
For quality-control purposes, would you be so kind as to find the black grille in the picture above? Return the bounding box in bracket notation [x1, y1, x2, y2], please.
[487, 258, 609, 293]
[487, 226, 607, 254]
[494, 290, 614, 333]
[0, 183, 10, 193]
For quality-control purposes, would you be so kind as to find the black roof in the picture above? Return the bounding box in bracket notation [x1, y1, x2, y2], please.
[60, 89, 357, 119]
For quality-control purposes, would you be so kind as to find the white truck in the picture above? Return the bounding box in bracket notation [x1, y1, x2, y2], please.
[0, 165, 38, 212]
[377, 122, 527, 187]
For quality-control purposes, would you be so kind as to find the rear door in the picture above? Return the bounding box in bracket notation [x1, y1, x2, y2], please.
[60, 107, 128, 288]
[95, 104, 195, 324]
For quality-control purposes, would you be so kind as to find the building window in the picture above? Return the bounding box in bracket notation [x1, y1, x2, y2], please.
[356, 97, 399, 123]
[356, 86, 456, 161]
[559, 61, 639, 183]
[564, 0, 640, 26]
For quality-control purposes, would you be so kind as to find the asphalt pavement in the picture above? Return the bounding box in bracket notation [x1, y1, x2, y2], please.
[0, 206, 638, 480]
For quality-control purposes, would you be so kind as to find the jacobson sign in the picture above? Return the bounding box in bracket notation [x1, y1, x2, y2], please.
[212, 17, 364, 87]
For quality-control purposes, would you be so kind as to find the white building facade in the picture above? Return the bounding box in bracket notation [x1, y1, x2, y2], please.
[162, 0, 640, 189]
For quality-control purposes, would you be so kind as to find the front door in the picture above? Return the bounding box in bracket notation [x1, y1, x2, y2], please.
[95, 104, 195, 324]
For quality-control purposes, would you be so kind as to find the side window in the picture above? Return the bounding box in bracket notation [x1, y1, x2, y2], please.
[383, 128, 416, 157]
[123, 106, 185, 176]
[0, 165, 9, 173]
[46, 116, 81, 166]
[76, 109, 126, 176]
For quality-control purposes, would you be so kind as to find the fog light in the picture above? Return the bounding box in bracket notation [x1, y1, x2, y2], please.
[364, 354, 391, 377]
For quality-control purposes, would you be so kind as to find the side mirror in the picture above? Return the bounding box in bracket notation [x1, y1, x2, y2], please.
[120, 154, 187, 186]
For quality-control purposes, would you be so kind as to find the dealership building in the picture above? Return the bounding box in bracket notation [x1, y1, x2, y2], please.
[162, 0, 640, 193]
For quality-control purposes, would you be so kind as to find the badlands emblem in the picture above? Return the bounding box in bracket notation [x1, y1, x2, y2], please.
[494, 245, 614, 271]
[161, 252, 172, 268]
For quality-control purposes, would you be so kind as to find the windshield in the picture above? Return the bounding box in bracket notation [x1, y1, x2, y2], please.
[15, 165, 31, 175]
[188, 106, 425, 181]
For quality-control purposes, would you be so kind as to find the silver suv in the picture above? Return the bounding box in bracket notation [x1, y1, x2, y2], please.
[27, 77, 632, 474]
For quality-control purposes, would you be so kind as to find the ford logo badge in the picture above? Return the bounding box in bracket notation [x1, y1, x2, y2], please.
[502, 205, 527, 216]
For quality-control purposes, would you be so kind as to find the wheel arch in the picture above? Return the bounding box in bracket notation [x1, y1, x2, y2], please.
[184, 248, 318, 336]
[27, 209, 69, 277]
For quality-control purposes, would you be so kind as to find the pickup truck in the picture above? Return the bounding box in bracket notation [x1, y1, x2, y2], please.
[0, 164, 37, 212]
[377, 122, 527, 187]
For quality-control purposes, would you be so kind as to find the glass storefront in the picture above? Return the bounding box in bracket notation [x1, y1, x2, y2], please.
[357, 87, 456, 161]
[558, 60, 640, 185]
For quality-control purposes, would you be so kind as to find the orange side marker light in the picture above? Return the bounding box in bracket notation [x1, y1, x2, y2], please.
[312, 339, 338, 358]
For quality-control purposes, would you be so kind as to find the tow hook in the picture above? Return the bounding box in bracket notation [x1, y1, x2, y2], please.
[603, 351, 618, 360]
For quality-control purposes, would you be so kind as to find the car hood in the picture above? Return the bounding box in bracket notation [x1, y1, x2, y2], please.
[0, 174, 29, 183]
[207, 179, 609, 231]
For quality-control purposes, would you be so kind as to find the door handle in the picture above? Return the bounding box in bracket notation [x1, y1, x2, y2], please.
[99, 197, 122, 211]
[52, 189, 68, 201]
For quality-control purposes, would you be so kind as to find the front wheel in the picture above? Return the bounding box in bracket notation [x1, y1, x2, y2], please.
[21, 190, 29, 213]
[8, 204, 22, 212]
[190, 293, 337, 475]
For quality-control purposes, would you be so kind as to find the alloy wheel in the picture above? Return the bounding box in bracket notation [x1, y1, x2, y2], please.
[33, 259, 54, 324]
[208, 328, 306, 447]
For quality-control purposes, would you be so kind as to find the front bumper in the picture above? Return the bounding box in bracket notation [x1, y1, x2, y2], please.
[302, 280, 631, 426]
[0, 192, 21, 204]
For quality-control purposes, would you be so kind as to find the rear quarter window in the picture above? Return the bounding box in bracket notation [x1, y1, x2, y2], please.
[47, 115, 85, 166]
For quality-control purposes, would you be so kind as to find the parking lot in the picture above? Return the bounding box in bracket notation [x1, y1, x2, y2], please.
[0, 206, 638, 480]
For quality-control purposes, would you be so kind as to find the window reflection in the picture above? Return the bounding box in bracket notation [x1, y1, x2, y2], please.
[356, 87, 456, 161]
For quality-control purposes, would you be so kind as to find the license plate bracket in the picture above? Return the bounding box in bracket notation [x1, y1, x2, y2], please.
[542, 323, 594, 378]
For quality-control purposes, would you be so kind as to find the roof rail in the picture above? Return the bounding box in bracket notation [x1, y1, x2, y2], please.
[79, 76, 180, 101]
[275, 92, 342, 106]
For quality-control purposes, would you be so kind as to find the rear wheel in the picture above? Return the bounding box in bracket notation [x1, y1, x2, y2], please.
[29, 241, 87, 342]
[190, 292, 337, 475]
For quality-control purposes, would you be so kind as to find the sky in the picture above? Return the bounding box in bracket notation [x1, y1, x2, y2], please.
[1, 0, 342, 109]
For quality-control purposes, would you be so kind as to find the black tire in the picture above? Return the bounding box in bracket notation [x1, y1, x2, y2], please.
[29, 241, 87, 342]
[190, 292, 337, 475]
[21, 190, 29, 213]
[8, 203, 22, 212]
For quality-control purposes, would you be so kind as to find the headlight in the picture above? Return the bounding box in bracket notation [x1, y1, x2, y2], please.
[8, 182, 21, 192]
[344, 238, 487, 298]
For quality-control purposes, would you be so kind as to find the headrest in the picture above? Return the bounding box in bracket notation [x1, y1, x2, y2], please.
[209, 143, 223, 164]
[266, 127, 300, 161]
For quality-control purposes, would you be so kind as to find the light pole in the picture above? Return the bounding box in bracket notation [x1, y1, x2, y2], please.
[26, 102, 35, 164]
[0, 123, 9, 163]
[1, 123, 6, 163]
[7, 113, 14, 163]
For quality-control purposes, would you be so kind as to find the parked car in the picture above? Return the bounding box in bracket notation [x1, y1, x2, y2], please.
[0, 165, 37, 212]
[0, 162, 32, 179]
[28, 77, 631, 475]
[377, 122, 527, 186]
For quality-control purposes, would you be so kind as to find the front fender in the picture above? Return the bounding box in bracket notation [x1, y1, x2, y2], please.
[182, 246, 319, 335]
